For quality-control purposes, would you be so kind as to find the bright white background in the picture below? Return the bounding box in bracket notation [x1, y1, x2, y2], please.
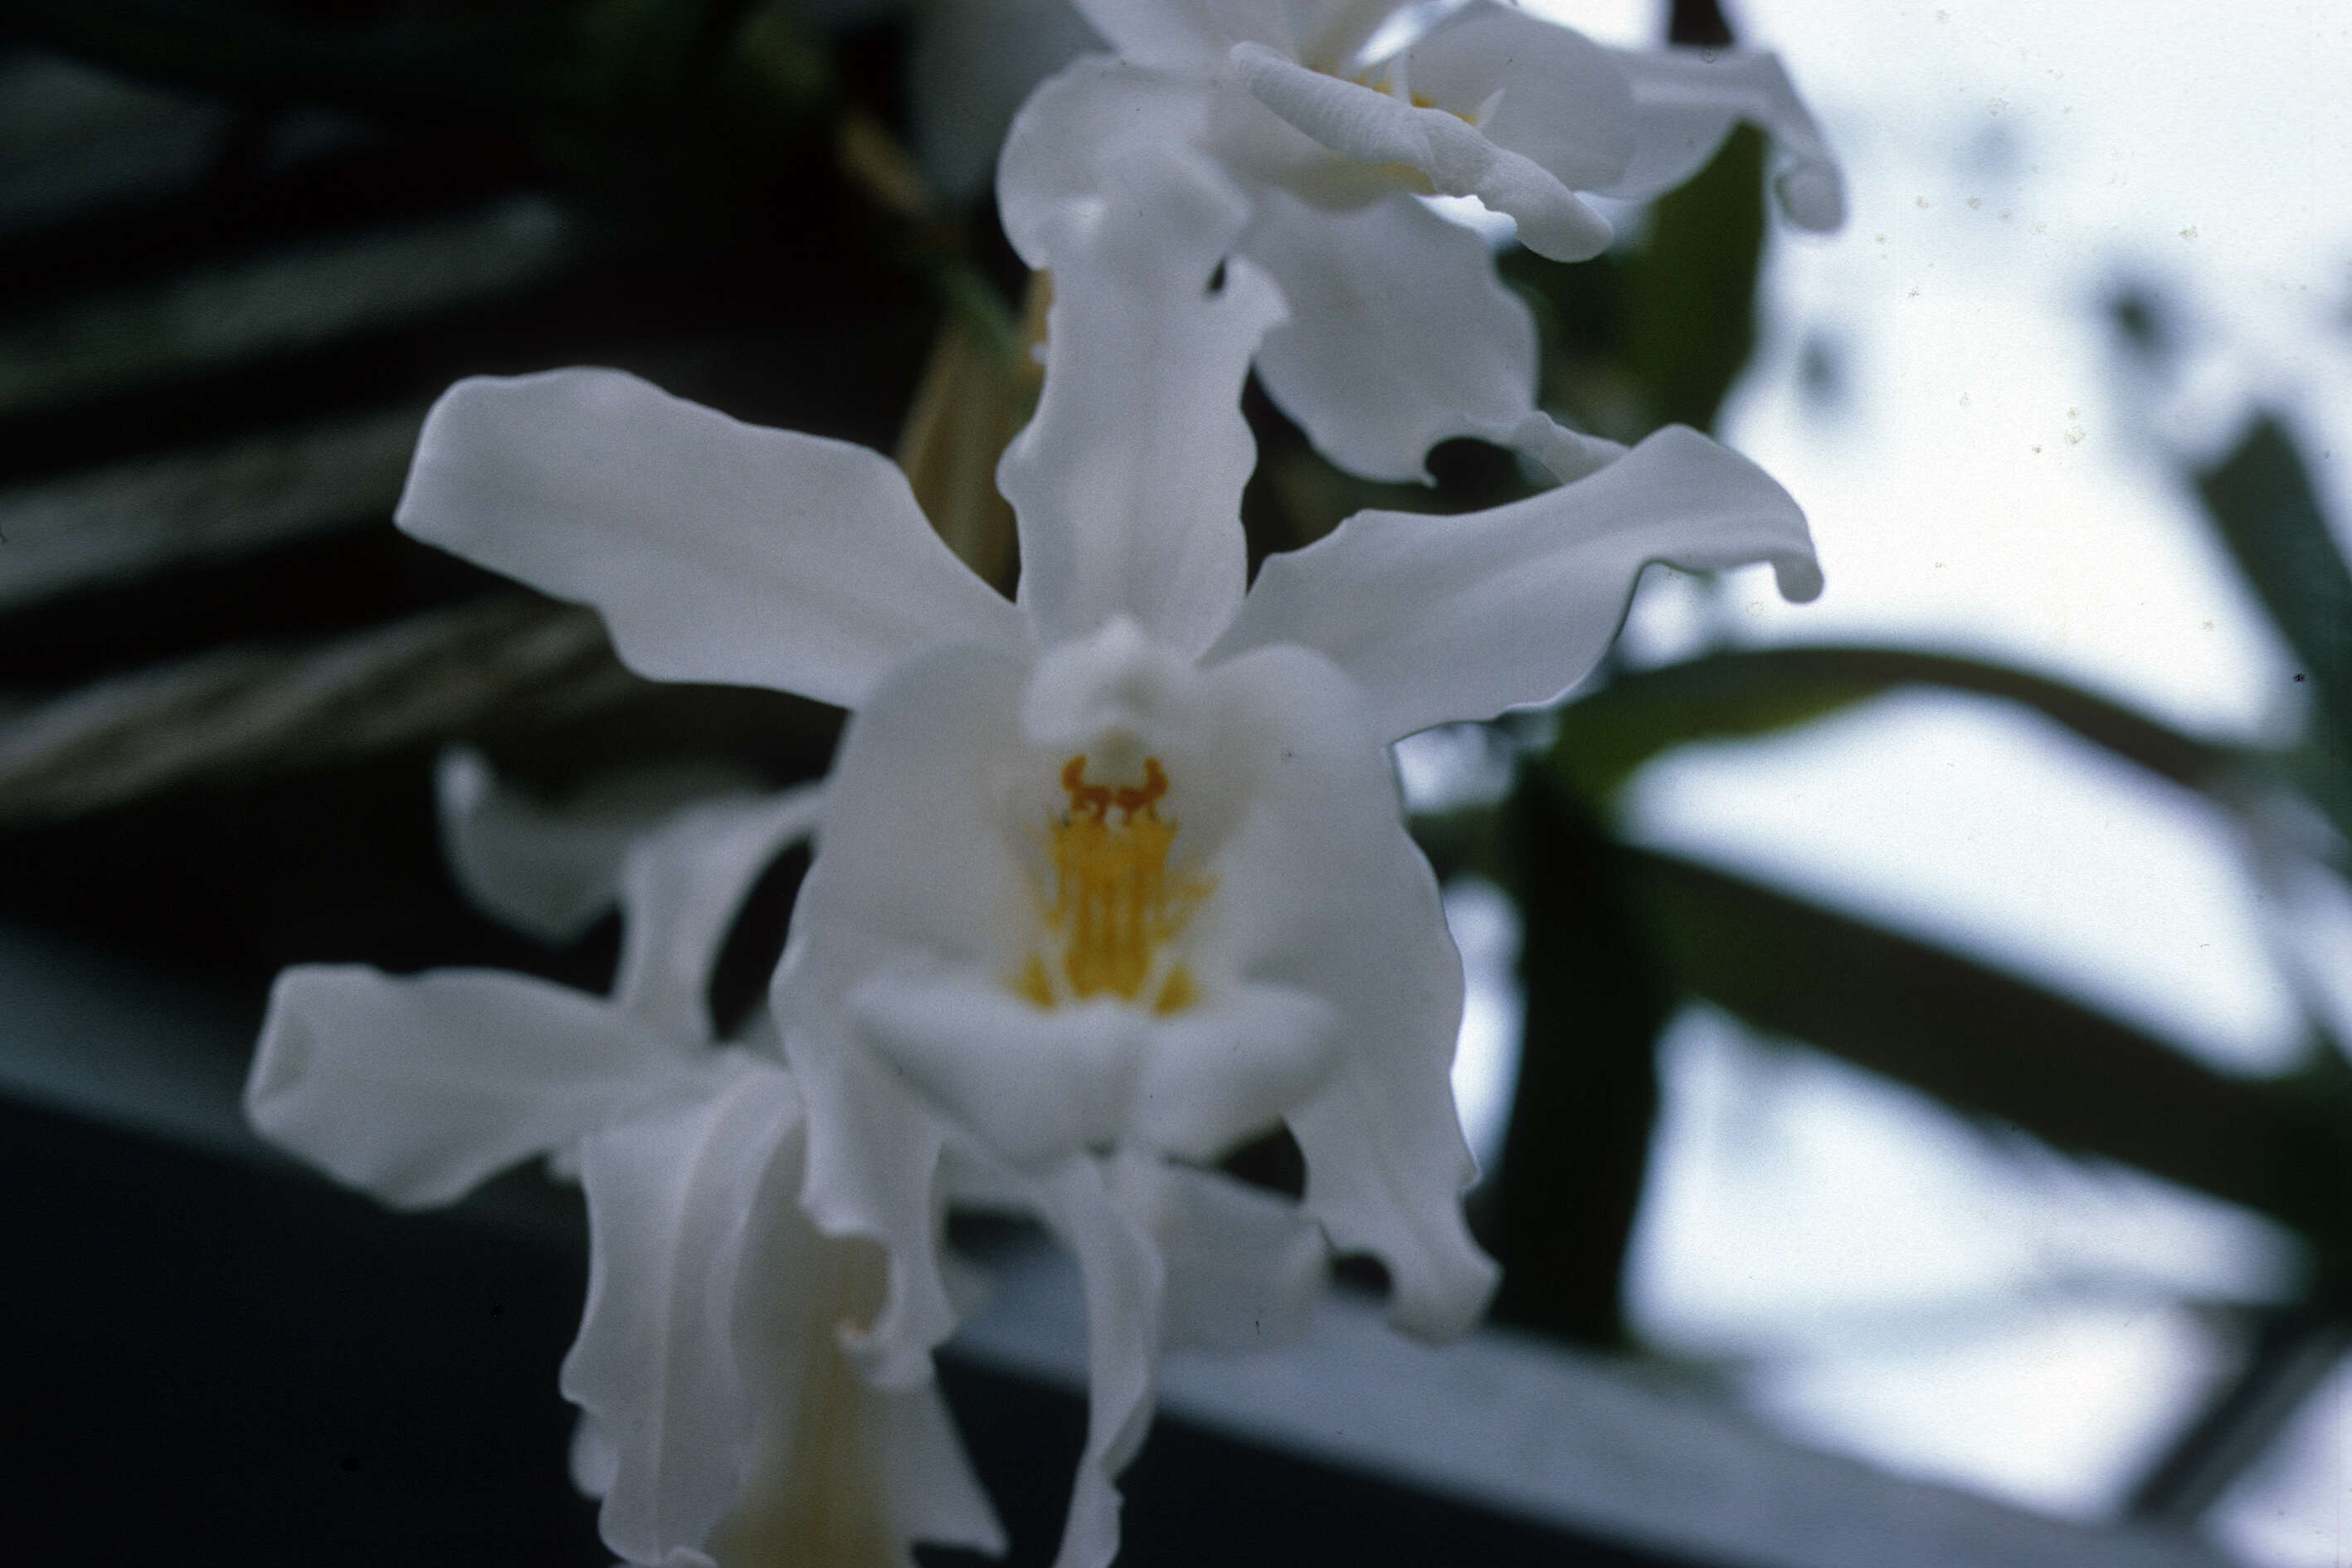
[1445, 2, 2352, 1561]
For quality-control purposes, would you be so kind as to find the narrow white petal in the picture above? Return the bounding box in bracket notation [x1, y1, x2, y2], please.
[1198, 644, 1497, 1338]
[1230, 41, 1613, 261]
[1244, 189, 1538, 483]
[436, 747, 767, 946]
[611, 786, 825, 1042]
[996, 56, 1220, 270]
[1038, 1154, 1165, 1568]
[1213, 425, 1821, 743]
[246, 964, 693, 1209]
[1122, 1161, 1329, 1351]
[397, 368, 1029, 709]
[874, 1383, 1008, 1556]
[563, 1054, 791, 1564]
[1599, 46, 1846, 231]
[998, 151, 1283, 657]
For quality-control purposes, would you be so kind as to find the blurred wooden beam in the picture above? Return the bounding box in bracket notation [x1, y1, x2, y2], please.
[0, 402, 424, 611]
[0, 596, 642, 822]
[0, 194, 584, 418]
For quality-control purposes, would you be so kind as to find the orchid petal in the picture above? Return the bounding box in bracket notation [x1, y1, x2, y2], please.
[853, 971, 1140, 1166]
[1135, 1161, 1328, 1351]
[1243, 189, 1538, 482]
[571, 1410, 621, 1498]
[1213, 425, 1821, 743]
[705, 1078, 1001, 1566]
[611, 786, 825, 1042]
[1127, 984, 1338, 1161]
[998, 151, 1284, 657]
[562, 1054, 789, 1565]
[776, 644, 1035, 1382]
[396, 368, 1028, 709]
[784, 644, 1030, 972]
[435, 747, 768, 946]
[246, 965, 695, 1209]
[1200, 644, 1497, 1337]
[1039, 1153, 1164, 1568]
[784, 996, 962, 1393]
[1508, 410, 1628, 485]
[873, 1382, 1009, 1556]
[778, 644, 1038, 1385]
[1396, 1, 1634, 191]
[1230, 41, 1613, 261]
[1599, 46, 1845, 231]
[996, 56, 1220, 270]
[851, 964, 1337, 1166]
[1060, 0, 1252, 71]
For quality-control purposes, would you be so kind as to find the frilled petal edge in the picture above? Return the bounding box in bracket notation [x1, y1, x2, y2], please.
[610, 785, 825, 1042]
[1599, 46, 1845, 231]
[1397, 1, 1634, 193]
[563, 1054, 790, 1564]
[1200, 645, 1497, 1338]
[777, 644, 1037, 1386]
[1242, 189, 1538, 484]
[1211, 424, 1820, 743]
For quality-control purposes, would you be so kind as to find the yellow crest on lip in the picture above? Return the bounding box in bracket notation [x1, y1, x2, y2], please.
[1017, 754, 1206, 1014]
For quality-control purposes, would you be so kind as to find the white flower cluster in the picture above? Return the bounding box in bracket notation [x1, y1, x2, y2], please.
[244, 3, 1837, 1564]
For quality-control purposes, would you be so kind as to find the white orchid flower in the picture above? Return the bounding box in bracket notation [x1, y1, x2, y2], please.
[243, 761, 1008, 1568]
[387, 146, 1819, 1567]
[996, 0, 1842, 482]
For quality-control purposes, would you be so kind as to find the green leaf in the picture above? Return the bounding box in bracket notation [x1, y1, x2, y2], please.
[1485, 780, 1673, 1346]
[1550, 645, 2239, 801]
[1623, 844, 2352, 1259]
[1620, 123, 1766, 434]
[2196, 416, 2352, 832]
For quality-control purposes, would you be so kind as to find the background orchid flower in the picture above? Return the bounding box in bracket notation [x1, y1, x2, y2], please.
[996, 0, 1843, 483]
[243, 761, 1008, 1568]
[388, 144, 1819, 1566]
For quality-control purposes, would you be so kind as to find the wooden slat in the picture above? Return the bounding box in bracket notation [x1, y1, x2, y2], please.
[0, 596, 641, 821]
[0, 50, 226, 234]
[0, 194, 582, 416]
[0, 402, 424, 611]
[962, 1250, 2243, 1568]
